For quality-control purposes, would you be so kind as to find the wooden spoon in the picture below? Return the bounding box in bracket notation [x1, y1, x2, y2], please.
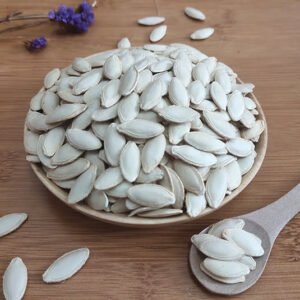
[189, 183, 300, 295]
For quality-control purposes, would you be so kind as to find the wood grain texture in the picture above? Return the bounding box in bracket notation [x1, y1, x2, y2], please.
[0, 0, 299, 299]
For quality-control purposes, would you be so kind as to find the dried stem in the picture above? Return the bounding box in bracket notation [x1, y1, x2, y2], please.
[0, 13, 48, 24]
[0, 20, 48, 35]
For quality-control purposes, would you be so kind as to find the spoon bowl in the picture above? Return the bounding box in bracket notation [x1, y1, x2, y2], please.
[189, 184, 300, 295]
[189, 220, 271, 295]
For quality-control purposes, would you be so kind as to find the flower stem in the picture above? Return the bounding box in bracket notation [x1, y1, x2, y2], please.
[0, 20, 48, 34]
[0, 13, 48, 24]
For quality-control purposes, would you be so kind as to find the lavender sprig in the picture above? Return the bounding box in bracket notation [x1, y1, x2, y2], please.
[48, 1, 95, 32]
[24, 37, 47, 51]
[0, 1, 97, 33]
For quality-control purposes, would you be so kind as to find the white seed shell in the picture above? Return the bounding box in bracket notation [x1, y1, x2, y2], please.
[43, 248, 90, 283]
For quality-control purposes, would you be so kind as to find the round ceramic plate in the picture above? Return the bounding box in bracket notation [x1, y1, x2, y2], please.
[27, 51, 268, 228]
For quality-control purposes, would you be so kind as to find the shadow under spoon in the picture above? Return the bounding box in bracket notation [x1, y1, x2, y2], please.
[189, 183, 300, 296]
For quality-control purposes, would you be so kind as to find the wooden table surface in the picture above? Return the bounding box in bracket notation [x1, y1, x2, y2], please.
[0, 0, 299, 299]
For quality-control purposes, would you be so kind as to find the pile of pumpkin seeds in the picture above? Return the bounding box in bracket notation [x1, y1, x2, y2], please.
[192, 218, 264, 284]
[24, 42, 265, 219]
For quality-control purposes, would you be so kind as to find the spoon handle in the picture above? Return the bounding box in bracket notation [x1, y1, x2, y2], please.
[241, 183, 300, 242]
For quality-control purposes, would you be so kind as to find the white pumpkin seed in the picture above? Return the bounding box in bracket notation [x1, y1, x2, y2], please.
[120, 141, 141, 182]
[186, 193, 207, 217]
[68, 165, 97, 204]
[72, 57, 91, 73]
[241, 119, 265, 141]
[208, 218, 245, 238]
[103, 55, 122, 80]
[237, 151, 256, 175]
[188, 80, 205, 105]
[43, 248, 90, 283]
[140, 80, 163, 110]
[119, 66, 139, 96]
[120, 52, 135, 73]
[26, 111, 55, 132]
[206, 168, 227, 208]
[66, 128, 102, 151]
[171, 145, 217, 167]
[190, 27, 214, 40]
[46, 104, 87, 124]
[54, 179, 76, 189]
[128, 184, 175, 208]
[136, 167, 164, 183]
[73, 69, 102, 95]
[117, 119, 164, 139]
[226, 138, 255, 157]
[43, 127, 65, 157]
[94, 167, 123, 190]
[210, 81, 227, 110]
[214, 69, 232, 94]
[42, 91, 60, 114]
[30, 89, 44, 111]
[168, 77, 190, 107]
[24, 130, 39, 155]
[37, 134, 56, 169]
[204, 111, 239, 139]
[203, 258, 249, 278]
[191, 233, 220, 250]
[44, 68, 61, 89]
[150, 25, 167, 42]
[141, 134, 166, 173]
[227, 90, 245, 121]
[83, 83, 103, 104]
[51, 143, 83, 166]
[57, 90, 84, 103]
[26, 155, 40, 163]
[117, 93, 139, 122]
[106, 181, 133, 198]
[72, 99, 100, 130]
[184, 132, 226, 153]
[158, 105, 199, 123]
[200, 263, 246, 284]
[235, 83, 255, 94]
[135, 69, 152, 93]
[223, 228, 264, 257]
[200, 239, 244, 261]
[150, 59, 172, 73]
[92, 103, 118, 122]
[104, 123, 126, 166]
[138, 208, 183, 218]
[111, 199, 130, 214]
[3, 257, 28, 300]
[117, 37, 131, 49]
[192, 63, 210, 86]
[101, 79, 121, 108]
[0, 213, 28, 238]
[47, 158, 90, 181]
[173, 160, 205, 194]
[244, 97, 257, 110]
[168, 122, 191, 144]
[184, 7, 206, 21]
[86, 190, 109, 210]
[240, 109, 256, 129]
[239, 256, 257, 271]
[138, 16, 165, 26]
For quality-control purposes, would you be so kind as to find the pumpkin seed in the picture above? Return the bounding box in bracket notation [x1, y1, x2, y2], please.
[43, 248, 90, 283]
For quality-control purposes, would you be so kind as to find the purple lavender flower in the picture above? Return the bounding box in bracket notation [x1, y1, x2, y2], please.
[48, 1, 95, 33]
[24, 37, 47, 51]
